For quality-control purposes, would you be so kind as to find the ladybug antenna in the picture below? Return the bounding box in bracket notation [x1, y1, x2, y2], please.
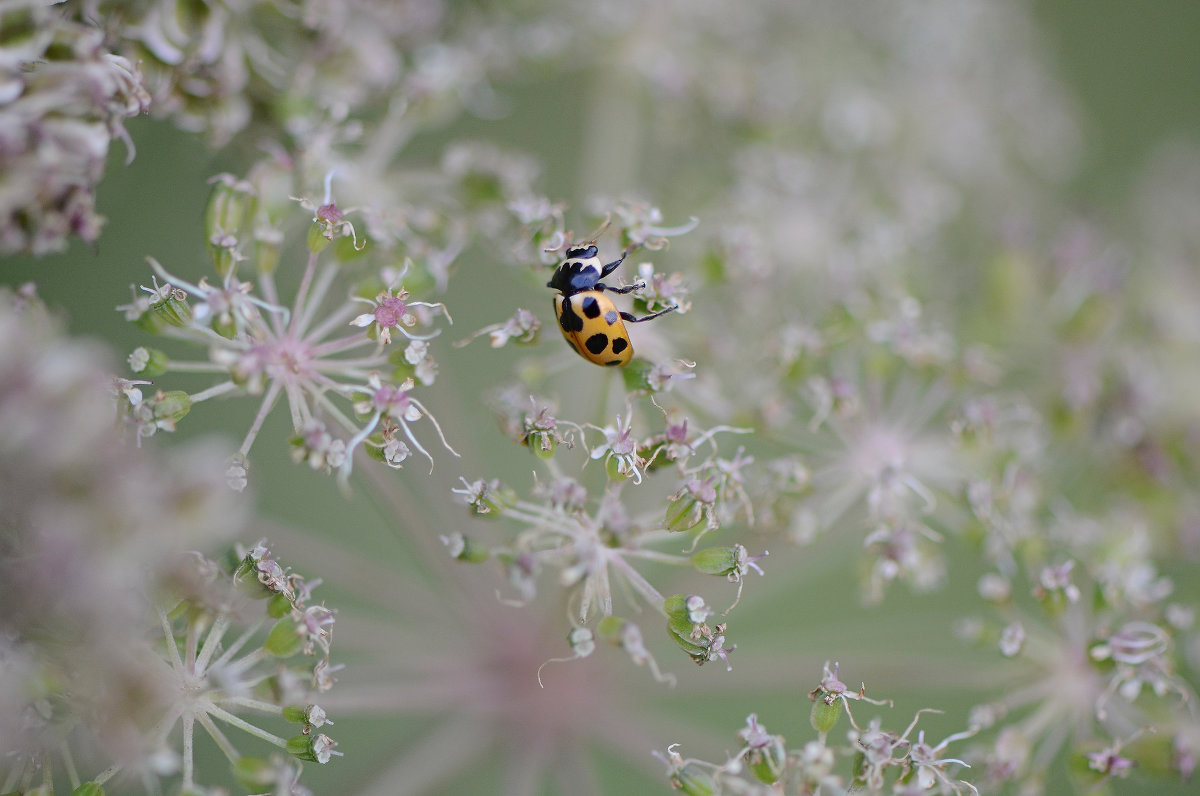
[582, 214, 613, 246]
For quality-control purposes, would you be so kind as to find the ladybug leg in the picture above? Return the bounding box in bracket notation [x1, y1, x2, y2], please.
[620, 305, 676, 323]
[598, 242, 642, 278]
[598, 252, 627, 278]
[603, 280, 646, 295]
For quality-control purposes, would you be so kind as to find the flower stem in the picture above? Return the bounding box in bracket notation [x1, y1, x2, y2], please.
[205, 702, 289, 749]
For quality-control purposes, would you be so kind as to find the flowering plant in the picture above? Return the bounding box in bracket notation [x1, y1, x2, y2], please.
[3, 1, 1199, 794]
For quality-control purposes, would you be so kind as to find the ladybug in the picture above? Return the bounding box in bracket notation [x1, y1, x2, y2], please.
[547, 243, 675, 366]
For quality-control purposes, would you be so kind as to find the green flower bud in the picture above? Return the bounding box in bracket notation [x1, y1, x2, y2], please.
[264, 618, 304, 658]
[287, 732, 339, 764]
[747, 738, 787, 785]
[604, 454, 629, 482]
[282, 704, 309, 724]
[596, 615, 628, 642]
[150, 390, 192, 429]
[307, 221, 332, 253]
[135, 289, 192, 333]
[665, 493, 705, 533]
[457, 478, 517, 517]
[204, 174, 256, 247]
[691, 546, 739, 577]
[523, 431, 556, 459]
[664, 593, 711, 625]
[810, 696, 842, 734]
[621, 358, 654, 392]
[664, 594, 712, 658]
[282, 703, 328, 727]
[213, 311, 238, 340]
[209, 238, 239, 280]
[670, 765, 715, 796]
[267, 592, 294, 619]
[389, 359, 417, 383]
[72, 784, 106, 796]
[128, 346, 168, 377]
[287, 733, 314, 760]
[254, 227, 283, 275]
[232, 555, 271, 598]
[667, 618, 707, 658]
[663, 593, 687, 619]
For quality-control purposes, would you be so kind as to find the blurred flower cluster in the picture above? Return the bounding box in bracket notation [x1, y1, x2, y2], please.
[4, 0, 1200, 794]
[0, 0, 149, 254]
[0, 288, 341, 794]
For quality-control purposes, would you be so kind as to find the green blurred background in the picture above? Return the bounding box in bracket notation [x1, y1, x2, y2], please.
[4, 2, 1200, 794]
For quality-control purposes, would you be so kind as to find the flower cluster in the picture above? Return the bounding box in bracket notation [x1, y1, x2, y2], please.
[147, 540, 342, 795]
[8, 0, 1200, 793]
[0, 286, 254, 793]
[955, 535, 1196, 793]
[442, 213, 776, 683]
[116, 168, 457, 486]
[78, 0, 535, 148]
[4, 539, 342, 796]
[0, 0, 149, 254]
[655, 662, 978, 795]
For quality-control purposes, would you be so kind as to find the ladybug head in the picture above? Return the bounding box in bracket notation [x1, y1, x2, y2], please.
[547, 248, 603, 293]
[564, 244, 599, 261]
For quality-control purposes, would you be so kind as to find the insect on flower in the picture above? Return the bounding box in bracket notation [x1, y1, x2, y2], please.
[547, 232, 676, 367]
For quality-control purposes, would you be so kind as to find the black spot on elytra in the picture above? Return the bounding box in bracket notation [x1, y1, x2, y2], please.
[585, 333, 610, 355]
[581, 295, 601, 318]
[558, 299, 584, 333]
[604, 310, 618, 325]
[611, 337, 628, 355]
[605, 359, 622, 366]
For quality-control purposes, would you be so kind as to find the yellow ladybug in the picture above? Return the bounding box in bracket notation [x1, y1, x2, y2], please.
[547, 244, 675, 366]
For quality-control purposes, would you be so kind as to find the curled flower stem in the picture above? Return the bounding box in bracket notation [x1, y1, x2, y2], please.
[412, 397, 460, 458]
